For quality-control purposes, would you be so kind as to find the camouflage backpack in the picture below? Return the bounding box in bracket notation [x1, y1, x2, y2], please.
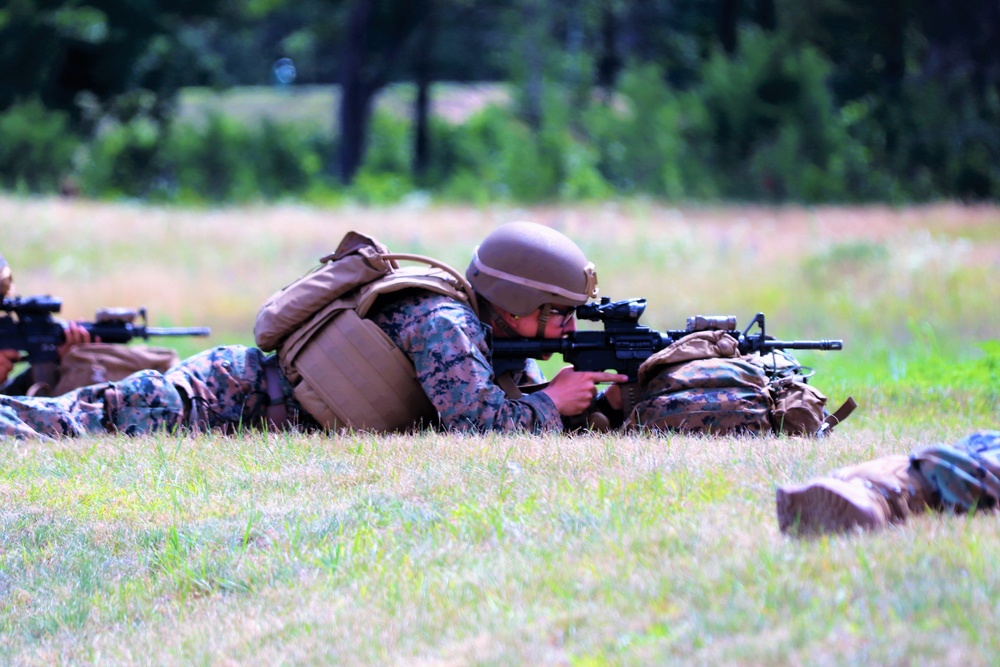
[746, 349, 855, 436]
[625, 330, 855, 436]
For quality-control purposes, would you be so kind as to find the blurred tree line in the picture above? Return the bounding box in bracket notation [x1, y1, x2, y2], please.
[1, 0, 998, 203]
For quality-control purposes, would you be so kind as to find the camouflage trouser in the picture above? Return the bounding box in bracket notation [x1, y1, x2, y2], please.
[0, 345, 275, 440]
[909, 430, 1000, 512]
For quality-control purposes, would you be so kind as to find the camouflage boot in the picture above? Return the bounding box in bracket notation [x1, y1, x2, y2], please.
[776, 454, 936, 536]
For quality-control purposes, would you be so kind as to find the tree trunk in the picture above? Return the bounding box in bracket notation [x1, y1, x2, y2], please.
[412, 4, 436, 182]
[521, 0, 544, 129]
[597, 6, 622, 97]
[719, 0, 738, 55]
[754, 0, 776, 31]
[336, 0, 377, 185]
[880, 0, 905, 90]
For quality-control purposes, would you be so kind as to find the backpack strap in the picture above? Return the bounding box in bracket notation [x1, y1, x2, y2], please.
[818, 396, 858, 434]
[379, 253, 479, 318]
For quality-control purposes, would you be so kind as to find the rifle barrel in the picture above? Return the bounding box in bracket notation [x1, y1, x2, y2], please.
[144, 326, 212, 337]
[759, 339, 843, 351]
[83, 323, 212, 343]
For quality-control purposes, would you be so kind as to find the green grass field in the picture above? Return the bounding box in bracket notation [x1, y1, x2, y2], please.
[1, 197, 998, 664]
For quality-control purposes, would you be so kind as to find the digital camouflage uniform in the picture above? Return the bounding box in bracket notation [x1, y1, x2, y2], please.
[369, 291, 559, 432]
[909, 430, 1000, 511]
[0, 346, 268, 440]
[0, 291, 561, 440]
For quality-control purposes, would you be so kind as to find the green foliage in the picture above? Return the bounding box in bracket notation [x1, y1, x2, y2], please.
[78, 115, 166, 199]
[3, 0, 1000, 205]
[582, 64, 714, 199]
[691, 29, 872, 201]
[438, 105, 548, 202]
[859, 77, 1000, 201]
[253, 118, 327, 198]
[360, 110, 411, 176]
[348, 171, 413, 206]
[163, 113, 259, 202]
[431, 90, 611, 204]
[4, 28, 1000, 205]
[78, 110, 333, 203]
[0, 98, 80, 193]
[349, 111, 414, 205]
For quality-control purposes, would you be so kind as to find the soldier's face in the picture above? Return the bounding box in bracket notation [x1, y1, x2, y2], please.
[503, 306, 576, 339]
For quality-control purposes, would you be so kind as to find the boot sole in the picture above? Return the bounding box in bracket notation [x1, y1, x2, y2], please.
[776, 479, 883, 536]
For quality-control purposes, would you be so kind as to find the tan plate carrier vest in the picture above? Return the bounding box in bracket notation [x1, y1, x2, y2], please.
[254, 231, 479, 433]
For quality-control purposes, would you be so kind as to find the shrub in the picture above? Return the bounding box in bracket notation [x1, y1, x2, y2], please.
[77, 115, 165, 199]
[878, 77, 1000, 201]
[252, 118, 329, 199]
[158, 113, 329, 203]
[350, 111, 414, 204]
[581, 64, 715, 200]
[693, 28, 873, 201]
[0, 98, 80, 193]
[161, 112, 257, 202]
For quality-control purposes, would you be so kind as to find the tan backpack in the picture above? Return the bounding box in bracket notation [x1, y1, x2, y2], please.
[46, 343, 180, 396]
[254, 231, 478, 432]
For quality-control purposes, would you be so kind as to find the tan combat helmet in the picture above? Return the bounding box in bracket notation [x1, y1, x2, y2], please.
[466, 221, 598, 316]
[0, 253, 13, 298]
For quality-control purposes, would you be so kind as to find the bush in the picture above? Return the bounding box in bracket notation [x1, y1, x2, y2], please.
[159, 113, 330, 203]
[436, 93, 595, 203]
[0, 98, 80, 193]
[438, 105, 524, 201]
[350, 111, 414, 204]
[162, 113, 258, 202]
[872, 77, 1000, 201]
[252, 119, 329, 199]
[77, 115, 166, 199]
[692, 29, 873, 201]
[5, 65, 999, 205]
[582, 64, 715, 200]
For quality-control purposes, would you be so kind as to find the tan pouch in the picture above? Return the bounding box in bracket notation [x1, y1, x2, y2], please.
[260, 230, 478, 431]
[637, 330, 740, 387]
[255, 232, 393, 352]
[769, 380, 829, 436]
[292, 309, 438, 432]
[53, 343, 180, 395]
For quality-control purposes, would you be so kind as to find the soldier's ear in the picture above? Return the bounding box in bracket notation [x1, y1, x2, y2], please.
[492, 305, 518, 323]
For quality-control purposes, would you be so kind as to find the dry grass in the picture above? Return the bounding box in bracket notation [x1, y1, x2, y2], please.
[5, 197, 997, 331]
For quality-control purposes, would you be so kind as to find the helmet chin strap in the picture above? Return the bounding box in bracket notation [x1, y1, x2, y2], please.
[488, 303, 523, 338]
[486, 302, 549, 338]
[536, 304, 552, 338]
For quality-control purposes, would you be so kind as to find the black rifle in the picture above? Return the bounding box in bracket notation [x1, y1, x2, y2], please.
[491, 297, 843, 383]
[1, 294, 211, 391]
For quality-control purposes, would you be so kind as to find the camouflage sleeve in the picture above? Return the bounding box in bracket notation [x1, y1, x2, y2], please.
[908, 431, 1000, 512]
[520, 358, 547, 385]
[370, 293, 563, 433]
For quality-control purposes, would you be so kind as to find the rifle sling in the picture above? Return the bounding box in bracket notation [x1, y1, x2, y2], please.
[620, 382, 642, 420]
[494, 371, 523, 399]
[495, 371, 553, 400]
[821, 395, 858, 430]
